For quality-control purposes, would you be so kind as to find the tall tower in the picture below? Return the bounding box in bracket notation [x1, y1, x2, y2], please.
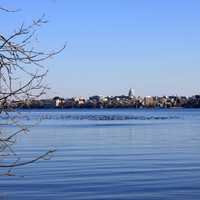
[128, 88, 135, 98]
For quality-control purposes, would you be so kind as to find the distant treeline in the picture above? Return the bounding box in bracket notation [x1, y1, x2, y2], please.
[5, 94, 200, 109]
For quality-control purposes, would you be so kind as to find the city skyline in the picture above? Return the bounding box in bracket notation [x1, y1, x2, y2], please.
[9, 89, 200, 109]
[51, 88, 198, 99]
[1, 0, 200, 97]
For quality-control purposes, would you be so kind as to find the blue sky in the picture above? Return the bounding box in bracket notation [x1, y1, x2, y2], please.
[1, 0, 200, 97]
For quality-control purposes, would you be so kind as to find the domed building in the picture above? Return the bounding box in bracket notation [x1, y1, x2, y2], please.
[128, 88, 135, 99]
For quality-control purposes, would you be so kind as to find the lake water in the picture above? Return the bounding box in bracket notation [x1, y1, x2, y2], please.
[1, 109, 200, 199]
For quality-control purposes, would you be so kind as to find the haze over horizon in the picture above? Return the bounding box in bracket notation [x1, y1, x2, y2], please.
[1, 0, 200, 98]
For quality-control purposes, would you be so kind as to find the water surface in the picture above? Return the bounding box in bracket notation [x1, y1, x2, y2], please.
[1, 109, 200, 199]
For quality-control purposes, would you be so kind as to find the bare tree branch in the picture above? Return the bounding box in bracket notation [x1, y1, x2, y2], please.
[0, 6, 65, 174]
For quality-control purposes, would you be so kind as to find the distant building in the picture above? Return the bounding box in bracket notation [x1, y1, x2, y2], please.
[143, 96, 156, 107]
[128, 88, 135, 99]
[73, 97, 86, 105]
[53, 96, 65, 107]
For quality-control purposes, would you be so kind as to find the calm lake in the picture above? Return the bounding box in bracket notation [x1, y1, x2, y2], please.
[1, 109, 200, 199]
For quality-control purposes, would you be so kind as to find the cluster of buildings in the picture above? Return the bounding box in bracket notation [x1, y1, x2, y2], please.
[7, 89, 200, 109]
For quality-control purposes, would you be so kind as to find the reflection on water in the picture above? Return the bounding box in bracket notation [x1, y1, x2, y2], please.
[1, 109, 200, 200]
